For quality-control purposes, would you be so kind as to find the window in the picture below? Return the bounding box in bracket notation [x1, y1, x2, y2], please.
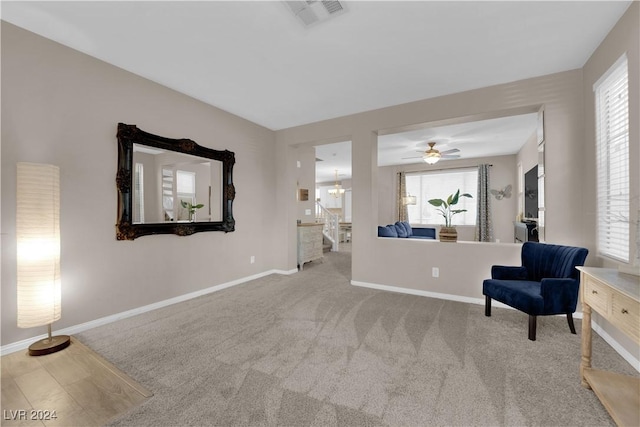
[162, 168, 175, 221]
[161, 168, 198, 221]
[176, 170, 197, 221]
[595, 55, 629, 263]
[406, 168, 478, 225]
[176, 170, 196, 198]
[133, 163, 144, 223]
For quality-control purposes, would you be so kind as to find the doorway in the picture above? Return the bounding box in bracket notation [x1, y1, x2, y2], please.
[314, 140, 352, 252]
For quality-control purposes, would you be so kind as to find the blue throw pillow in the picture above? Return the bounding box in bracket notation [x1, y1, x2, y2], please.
[402, 221, 413, 237]
[378, 225, 398, 238]
[394, 222, 408, 238]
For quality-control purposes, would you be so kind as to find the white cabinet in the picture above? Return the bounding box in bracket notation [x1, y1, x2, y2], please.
[514, 221, 538, 243]
[297, 224, 323, 270]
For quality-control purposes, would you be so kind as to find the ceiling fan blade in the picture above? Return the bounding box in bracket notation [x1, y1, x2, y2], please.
[401, 156, 423, 159]
[439, 148, 460, 155]
[441, 154, 460, 159]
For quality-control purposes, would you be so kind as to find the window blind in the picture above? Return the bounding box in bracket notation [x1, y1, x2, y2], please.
[594, 55, 629, 263]
[134, 163, 144, 223]
[176, 170, 196, 195]
[162, 168, 174, 221]
[405, 168, 478, 225]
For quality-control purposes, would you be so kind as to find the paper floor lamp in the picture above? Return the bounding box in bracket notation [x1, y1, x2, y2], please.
[17, 162, 70, 356]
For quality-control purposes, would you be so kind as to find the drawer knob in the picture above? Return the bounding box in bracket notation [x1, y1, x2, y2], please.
[621, 308, 629, 314]
[592, 290, 598, 294]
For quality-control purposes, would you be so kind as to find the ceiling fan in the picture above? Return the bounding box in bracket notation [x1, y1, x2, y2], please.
[402, 142, 460, 165]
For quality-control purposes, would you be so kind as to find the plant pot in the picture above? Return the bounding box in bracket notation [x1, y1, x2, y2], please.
[439, 226, 457, 242]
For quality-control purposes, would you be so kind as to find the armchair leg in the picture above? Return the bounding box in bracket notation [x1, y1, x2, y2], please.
[485, 296, 491, 317]
[528, 315, 537, 341]
[567, 313, 576, 334]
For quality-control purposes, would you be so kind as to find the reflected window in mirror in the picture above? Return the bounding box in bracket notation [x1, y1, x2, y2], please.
[134, 162, 145, 223]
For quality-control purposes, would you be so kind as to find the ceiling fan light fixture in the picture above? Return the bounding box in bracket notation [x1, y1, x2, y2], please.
[423, 153, 440, 164]
[422, 141, 441, 164]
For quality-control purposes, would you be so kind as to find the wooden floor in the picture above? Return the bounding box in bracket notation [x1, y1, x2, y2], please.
[1, 337, 151, 426]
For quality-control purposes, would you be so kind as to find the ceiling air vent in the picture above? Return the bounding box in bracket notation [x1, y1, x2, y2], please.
[322, 1, 343, 14]
[284, 1, 346, 28]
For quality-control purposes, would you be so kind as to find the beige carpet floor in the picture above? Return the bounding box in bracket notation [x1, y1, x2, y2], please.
[77, 250, 637, 426]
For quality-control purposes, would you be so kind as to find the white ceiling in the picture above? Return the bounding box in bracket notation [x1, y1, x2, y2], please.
[377, 112, 540, 166]
[1, 1, 630, 131]
[314, 111, 539, 183]
[2, 1, 630, 183]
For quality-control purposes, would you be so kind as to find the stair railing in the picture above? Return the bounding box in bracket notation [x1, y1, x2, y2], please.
[315, 201, 339, 252]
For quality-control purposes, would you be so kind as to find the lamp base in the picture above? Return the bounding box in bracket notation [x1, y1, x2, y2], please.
[28, 335, 70, 356]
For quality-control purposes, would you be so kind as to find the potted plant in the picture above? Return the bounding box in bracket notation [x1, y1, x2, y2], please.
[428, 189, 473, 242]
[181, 200, 204, 222]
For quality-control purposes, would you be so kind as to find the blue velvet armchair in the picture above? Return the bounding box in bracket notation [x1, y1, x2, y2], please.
[483, 242, 588, 341]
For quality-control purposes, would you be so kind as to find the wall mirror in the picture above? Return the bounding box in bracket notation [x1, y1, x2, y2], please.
[116, 123, 235, 240]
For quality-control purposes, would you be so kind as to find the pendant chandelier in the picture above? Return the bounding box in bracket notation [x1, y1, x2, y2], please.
[328, 169, 345, 198]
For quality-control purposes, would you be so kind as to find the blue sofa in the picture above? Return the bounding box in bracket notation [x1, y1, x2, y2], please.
[378, 221, 436, 239]
[483, 242, 588, 341]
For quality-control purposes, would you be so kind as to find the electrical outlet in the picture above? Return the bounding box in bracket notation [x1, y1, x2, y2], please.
[305, 209, 311, 215]
[250, 256, 255, 264]
[432, 267, 439, 278]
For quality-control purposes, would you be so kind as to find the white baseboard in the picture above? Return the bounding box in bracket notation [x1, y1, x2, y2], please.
[351, 280, 504, 308]
[1, 269, 293, 356]
[351, 280, 639, 373]
[273, 268, 299, 275]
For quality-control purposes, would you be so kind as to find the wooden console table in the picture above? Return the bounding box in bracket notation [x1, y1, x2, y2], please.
[578, 267, 639, 426]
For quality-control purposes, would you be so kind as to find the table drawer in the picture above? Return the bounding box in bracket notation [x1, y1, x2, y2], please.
[612, 292, 640, 343]
[583, 276, 611, 315]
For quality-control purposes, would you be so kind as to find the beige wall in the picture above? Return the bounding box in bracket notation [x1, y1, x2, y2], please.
[294, 145, 316, 223]
[581, 1, 639, 357]
[1, 22, 279, 346]
[516, 130, 541, 220]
